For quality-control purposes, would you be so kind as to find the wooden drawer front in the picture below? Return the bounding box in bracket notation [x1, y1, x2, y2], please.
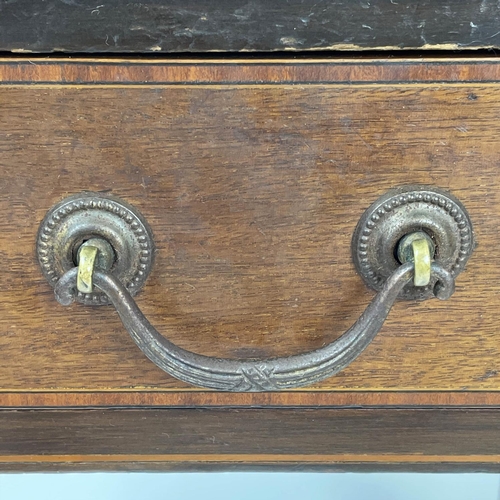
[0, 59, 499, 408]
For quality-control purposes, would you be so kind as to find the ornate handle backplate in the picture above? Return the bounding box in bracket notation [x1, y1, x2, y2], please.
[37, 186, 475, 392]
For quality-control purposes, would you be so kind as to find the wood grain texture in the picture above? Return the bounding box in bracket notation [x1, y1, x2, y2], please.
[1, 58, 500, 395]
[1, 1, 500, 53]
[5, 391, 500, 408]
[2, 408, 500, 471]
[3, 57, 500, 470]
[3, 58, 500, 84]
[1, 59, 500, 411]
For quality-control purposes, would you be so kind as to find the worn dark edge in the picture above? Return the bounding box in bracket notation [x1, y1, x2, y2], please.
[2, 0, 500, 53]
[3, 59, 500, 67]
[3, 462, 500, 473]
[1, 408, 500, 471]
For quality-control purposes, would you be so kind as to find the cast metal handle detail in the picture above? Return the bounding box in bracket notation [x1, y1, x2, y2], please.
[54, 259, 454, 392]
[37, 187, 475, 392]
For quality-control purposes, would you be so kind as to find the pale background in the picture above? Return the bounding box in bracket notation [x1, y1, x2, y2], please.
[0, 473, 499, 499]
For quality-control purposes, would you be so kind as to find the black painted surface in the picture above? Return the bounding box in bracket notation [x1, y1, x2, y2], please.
[1, 0, 500, 53]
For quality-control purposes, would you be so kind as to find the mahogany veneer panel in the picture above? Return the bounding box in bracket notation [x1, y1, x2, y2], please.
[0, 59, 498, 397]
[2, 58, 500, 470]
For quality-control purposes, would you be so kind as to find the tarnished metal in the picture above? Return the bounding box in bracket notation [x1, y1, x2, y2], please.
[54, 262, 454, 391]
[36, 192, 154, 305]
[410, 239, 432, 287]
[352, 185, 475, 300]
[76, 238, 115, 293]
[77, 237, 115, 273]
[38, 186, 474, 392]
[397, 232, 434, 287]
[77, 244, 98, 294]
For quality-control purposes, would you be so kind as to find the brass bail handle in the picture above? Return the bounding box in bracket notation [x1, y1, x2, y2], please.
[63, 231, 453, 392]
[37, 187, 475, 392]
[76, 238, 115, 294]
[397, 231, 435, 287]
